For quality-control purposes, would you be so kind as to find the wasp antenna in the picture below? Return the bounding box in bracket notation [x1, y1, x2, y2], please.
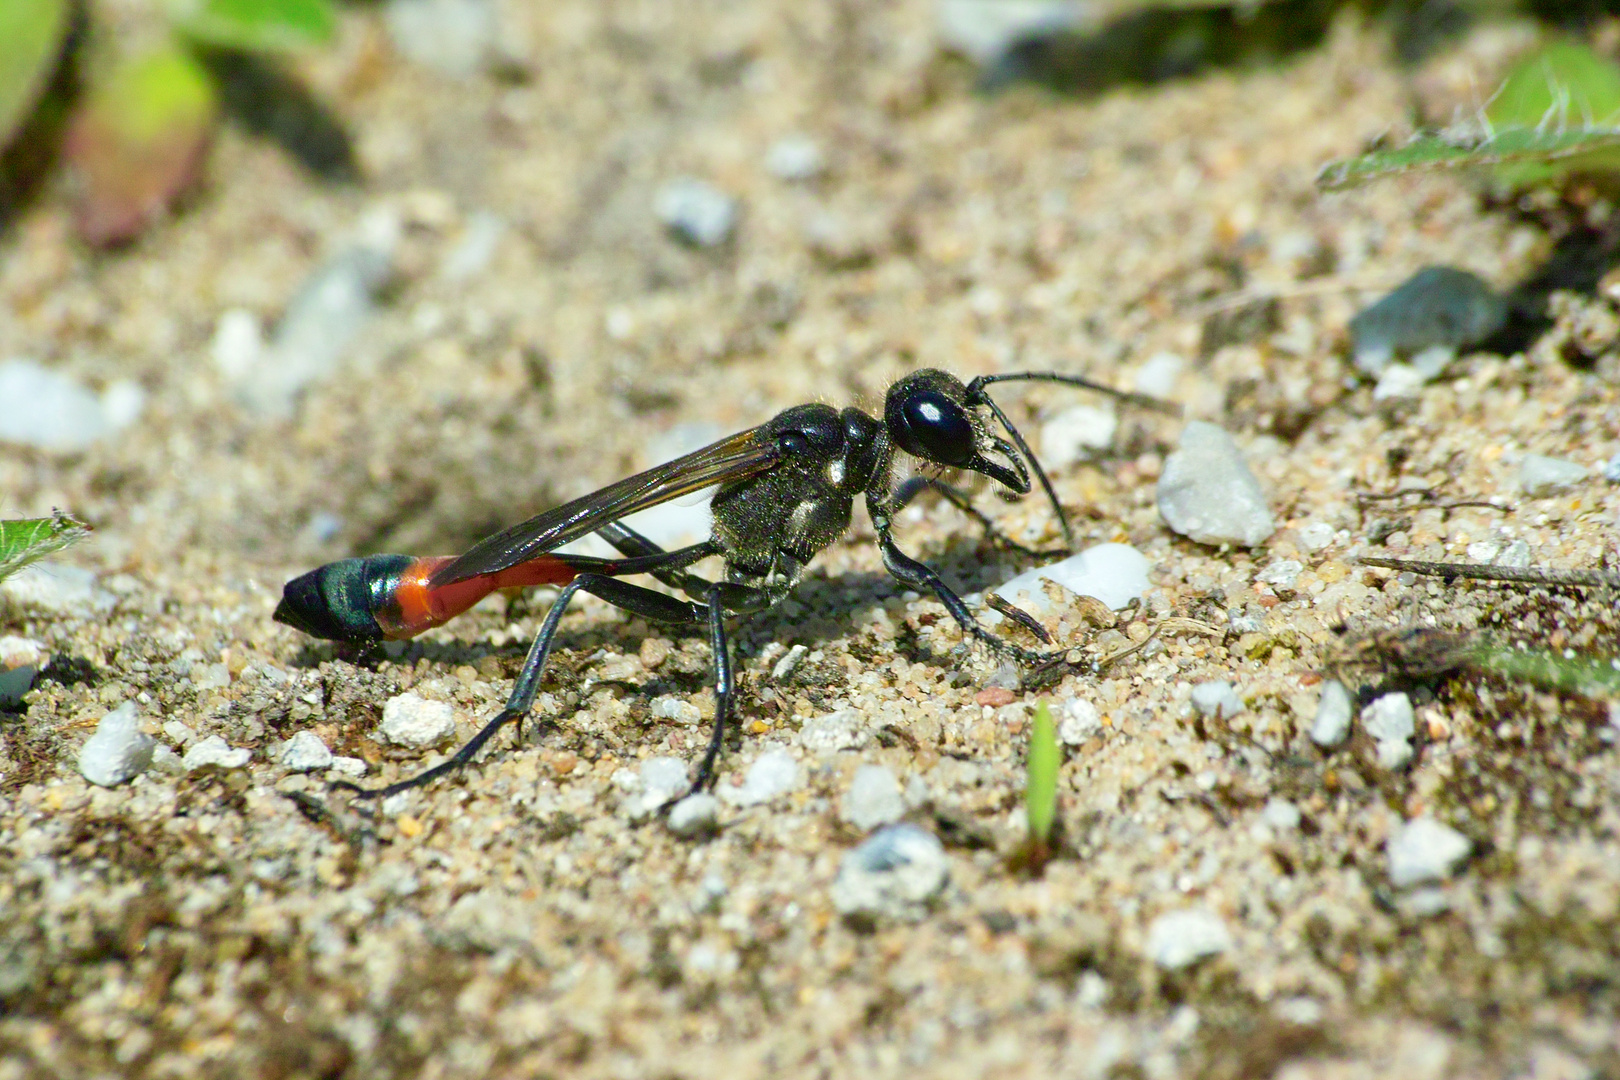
[975, 390, 1075, 552]
[967, 371, 1181, 418]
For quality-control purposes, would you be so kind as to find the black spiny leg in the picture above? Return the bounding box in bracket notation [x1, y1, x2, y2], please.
[336, 569, 716, 801]
[888, 475, 1069, 559]
[875, 529, 1060, 666]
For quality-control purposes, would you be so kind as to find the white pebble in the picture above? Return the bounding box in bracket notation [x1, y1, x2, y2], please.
[1133, 351, 1184, 398]
[1190, 681, 1243, 719]
[328, 756, 367, 778]
[798, 709, 868, 754]
[1145, 908, 1232, 970]
[1361, 692, 1414, 742]
[77, 703, 156, 787]
[384, 0, 498, 78]
[765, 135, 824, 181]
[831, 823, 949, 921]
[649, 694, 701, 726]
[1037, 404, 1117, 469]
[666, 792, 721, 837]
[1260, 798, 1301, 831]
[841, 765, 906, 831]
[719, 747, 801, 807]
[183, 735, 251, 770]
[771, 643, 808, 681]
[1604, 451, 1620, 482]
[211, 309, 264, 381]
[1257, 559, 1302, 588]
[1387, 817, 1472, 888]
[0, 359, 143, 452]
[655, 178, 737, 248]
[1157, 422, 1276, 547]
[379, 693, 457, 748]
[1294, 521, 1336, 552]
[1310, 680, 1353, 748]
[1058, 697, 1101, 745]
[993, 542, 1150, 614]
[1519, 453, 1587, 496]
[0, 635, 47, 707]
[281, 731, 333, 772]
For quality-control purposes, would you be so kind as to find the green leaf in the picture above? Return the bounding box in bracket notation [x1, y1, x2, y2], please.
[1474, 644, 1620, 698]
[169, 0, 337, 53]
[1025, 701, 1060, 846]
[0, 0, 69, 150]
[1487, 41, 1620, 131]
[1318, 127, 1620, 190]
[65, 45, 219, 246]
[0, 511, 92, 584]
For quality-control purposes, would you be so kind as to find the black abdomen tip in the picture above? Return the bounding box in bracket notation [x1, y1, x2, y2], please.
[274, 557, 405, 642]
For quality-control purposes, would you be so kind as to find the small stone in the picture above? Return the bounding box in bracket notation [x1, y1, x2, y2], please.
[1295, 521, 1336, 552]
[1519, 454, 1588, 496]
[719, 748, 800, 807]
[841, 765, 906, 831]
[771, 644, 808, 681]
[1603, 451, 1620, 483]
[1349, 266, 1506, 376]
[236, 216, 398, 418]
[1387, 816, 1472, 888]
[439, 210, 504, 282]
[975, 687, 1017, 708]
[211, 309, 264, 381]
[654, 178, 737, 248]
[0, 636, 47, 707]
[1133, 351, 1184, 398]
[1311, 680, 1353, 748]
[1038, 404, 1117, 469]
[1190, 681, 1244, 719]
[1260, 798, 1301, 831]
[1376, 739, 1414, 771]
[831, 823, 949, 922]
[162, 719, 197, 745]
[764, 135, 824, 181]
[798, 709, 868, 753]
[649, 694, 701, 727]
[1361, 692, 1415, 743]
[1257, 559, 1303, 588]
[1057, 697, 1101, 745]
[77, 703, 156, 787]
[281, 731, 333, 772]
[1372, 362, 1427, 401]
[984, 662, 1021, 691]
[0, 358, 143, 452]
[379, 693, 457, 748]
[429, 890, 536, 956]
[182, 735, 251, 770]
[666, 793, 721, 837]
[994, 542, 1151, 614]
[1157, 422, 1276, 547]
[328, 756, 367, 778]
[1498, 539, 1532, 568]
[1145, 908, 1232, 970]
[385, 0, 498, 78]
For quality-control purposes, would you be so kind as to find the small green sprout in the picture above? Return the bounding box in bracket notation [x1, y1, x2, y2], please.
[0, 510, 92, 585]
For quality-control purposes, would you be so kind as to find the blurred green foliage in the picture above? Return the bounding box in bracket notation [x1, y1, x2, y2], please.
[1321, 41, 1620, 190]
[0, 0, 69, 150]
[1025, 701, 1060, 849]
[0, 0, 337, 245]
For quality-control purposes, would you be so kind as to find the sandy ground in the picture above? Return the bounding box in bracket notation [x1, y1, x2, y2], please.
[2, 3, 1619, 1077]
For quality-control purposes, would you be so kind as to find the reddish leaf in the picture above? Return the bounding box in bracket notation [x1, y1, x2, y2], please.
[65, 46, 218, 247]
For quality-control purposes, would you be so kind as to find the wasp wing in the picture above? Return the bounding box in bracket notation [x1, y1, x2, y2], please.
[428, 427, 778, 588]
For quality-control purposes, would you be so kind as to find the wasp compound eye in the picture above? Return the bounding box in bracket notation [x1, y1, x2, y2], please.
[777, 430, 811, 455]
[890, 389, 975, 466]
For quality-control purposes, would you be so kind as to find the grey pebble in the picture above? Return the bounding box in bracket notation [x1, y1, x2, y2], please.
[831, 824, 949, 922]
[77, 703, 156, 787]
[666, 793, 721, 837]
[280, 731, 333, 772]
[379, 692, 457, 748]
[1310, 680, 1353, 748]
[1157, 421, 1276, 547]
[840, 765, 906, 831]
[798, 709, 868, 754]
[655, 178, 737, 248]
[1604, 451, 1620, 483]
[0, 635, 47, 707]
[1519, 453, 1588, 496]
[1387, 817, 1472, 888]
[1350, 266, 1505, 376]
[1144, 908, 1232, 970]
[1190, 681, 1244, 720]
[1361, 692, 1414, 743]
[182, 735, 251, 771]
